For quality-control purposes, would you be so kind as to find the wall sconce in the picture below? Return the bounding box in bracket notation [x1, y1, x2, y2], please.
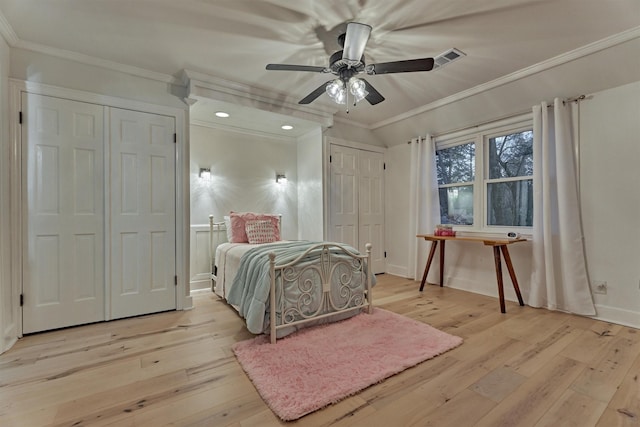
[199, 168, 211, 181]
[276, 173, 287, 185]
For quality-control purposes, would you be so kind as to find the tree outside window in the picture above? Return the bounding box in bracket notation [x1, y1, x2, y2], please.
[436, 142, 474, 225]
[487, 130, 533, 227]
[435, 122, 533, 231]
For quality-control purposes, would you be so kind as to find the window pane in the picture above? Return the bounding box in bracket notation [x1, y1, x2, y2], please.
[487, 180, 533, 226]
[439, 186, 473, 225]
[488, 130, 533, 179]
[436, 142, 475, 185]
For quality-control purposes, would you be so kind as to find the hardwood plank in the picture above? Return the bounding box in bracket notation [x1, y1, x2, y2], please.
[534, 389, 608, 427]
[570, 331, 640, 402]
[596, 345, 640, 426]
[475, 355, 586, 427]
[470, 366, 528, 403]
[409, 388, 496, 427]
[0, 274, 636, 427]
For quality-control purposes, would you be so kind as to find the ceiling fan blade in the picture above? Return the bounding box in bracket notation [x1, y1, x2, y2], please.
[367, 57, 435, 75]
[299, 81, 331, 104]
[361, 79, 385, 105]
[266, 64, 328, 73]
[342, 22, 372, 66]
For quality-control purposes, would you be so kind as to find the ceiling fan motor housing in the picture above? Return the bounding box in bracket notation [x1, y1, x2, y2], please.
[329, 50, 365, 76]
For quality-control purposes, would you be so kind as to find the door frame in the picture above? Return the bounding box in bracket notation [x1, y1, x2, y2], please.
[9, 79, 191, 337]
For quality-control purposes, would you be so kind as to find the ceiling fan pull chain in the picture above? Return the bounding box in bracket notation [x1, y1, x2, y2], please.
[346, 85, 350, 113]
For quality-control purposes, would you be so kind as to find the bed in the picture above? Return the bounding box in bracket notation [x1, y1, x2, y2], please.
[209, 214, 373, 343]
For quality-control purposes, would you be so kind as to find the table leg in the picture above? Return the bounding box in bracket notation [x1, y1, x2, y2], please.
[493, 246, 506, 313]
[419, 241, 438, 292]
[500, 245, 525, 306]
[439, 240, 445, 287]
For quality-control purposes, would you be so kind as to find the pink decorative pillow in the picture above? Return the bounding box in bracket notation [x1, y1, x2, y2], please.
[229, 212, 281, 243]
[245, 220, 277, 244]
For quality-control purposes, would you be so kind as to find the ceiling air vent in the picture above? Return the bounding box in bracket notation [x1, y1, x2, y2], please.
[433, 48, 466, 70]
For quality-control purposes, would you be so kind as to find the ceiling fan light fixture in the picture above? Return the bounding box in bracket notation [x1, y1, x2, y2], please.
[349, 77, 368, 102]
[342, 22, 372, 66]
[326, 79, 346, 104]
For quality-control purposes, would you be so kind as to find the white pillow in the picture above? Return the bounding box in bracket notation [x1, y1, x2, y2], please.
[223, 215, 233, 242]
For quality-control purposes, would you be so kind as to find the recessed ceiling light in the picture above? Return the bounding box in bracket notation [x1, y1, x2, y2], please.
[281, 125, 294, 130]
[215, 111, 230, 118]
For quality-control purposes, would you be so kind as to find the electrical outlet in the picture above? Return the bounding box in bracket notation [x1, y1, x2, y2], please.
[592, 280, 607, 295]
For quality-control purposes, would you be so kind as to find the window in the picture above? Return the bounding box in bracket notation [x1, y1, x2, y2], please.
[436, 118, 533, 231]
[436, 142, 475, 225]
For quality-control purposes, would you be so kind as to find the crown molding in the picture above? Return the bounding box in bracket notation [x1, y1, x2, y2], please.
[332, 115, 373, 129]
[0, 9, 18, 45]
[371, 26, 640, 130]
[0, 7, 179, 86]
[191, 118, 297, 143]
[14, 39, 180, 85]
[184, 69, 335, 128]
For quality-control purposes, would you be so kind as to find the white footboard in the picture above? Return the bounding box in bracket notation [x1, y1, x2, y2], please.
[268, 243, 373, 344]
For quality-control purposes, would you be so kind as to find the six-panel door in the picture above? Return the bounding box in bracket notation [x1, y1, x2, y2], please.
[22, 93, 106, 333]
[22, 94, 178, 333]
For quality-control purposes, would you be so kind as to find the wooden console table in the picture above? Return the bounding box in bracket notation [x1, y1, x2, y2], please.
[416, 234, 527, 313]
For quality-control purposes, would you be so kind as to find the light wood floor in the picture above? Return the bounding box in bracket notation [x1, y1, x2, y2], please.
[1, 275, 638, 427]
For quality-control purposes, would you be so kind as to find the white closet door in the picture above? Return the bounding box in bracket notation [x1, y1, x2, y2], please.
[22, 93, 105, 333]
[329, 145, 359, 248]
[110, 108, 176, 319]
[359, 150, 385, 274]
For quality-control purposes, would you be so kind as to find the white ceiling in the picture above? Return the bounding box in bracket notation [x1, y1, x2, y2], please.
[1, 0, 639, 131]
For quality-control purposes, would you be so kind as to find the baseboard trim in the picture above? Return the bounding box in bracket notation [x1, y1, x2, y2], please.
[592, 304, 640, 329]
[386, 264, 409, 278]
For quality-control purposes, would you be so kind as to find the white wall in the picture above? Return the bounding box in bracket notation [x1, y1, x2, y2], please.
[325, 120, 385, 147]
[384, 143, 411, 278]
[190, 125, 299, 235]
[0, 34, 16, 353]
[580, 81, 640, 327]
[10, 48, 185, 108]
[297, 128, 324, 241]
[383, 81, 640, 327]
[374, 36, 640, 148]
[189, 125, 300, 290]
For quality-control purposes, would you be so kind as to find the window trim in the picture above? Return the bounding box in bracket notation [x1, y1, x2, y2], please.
[435, 114, 534, 235]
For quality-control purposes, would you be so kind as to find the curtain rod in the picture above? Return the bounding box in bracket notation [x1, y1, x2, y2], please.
[564, 94, 586, 104]
[406, 94, 587, 143]
[407, 136, 426, 144]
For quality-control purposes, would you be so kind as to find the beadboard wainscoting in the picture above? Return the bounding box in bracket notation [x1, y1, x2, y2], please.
[190, 224, 214, 292]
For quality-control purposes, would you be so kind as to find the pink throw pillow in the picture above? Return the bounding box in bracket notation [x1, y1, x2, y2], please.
[245, 220, 277, 244]
[229, 212, 281, 243]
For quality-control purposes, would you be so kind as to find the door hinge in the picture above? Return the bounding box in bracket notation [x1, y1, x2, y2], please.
[174, 275, 178, 286]
[384, 251, 387, 258]
[383, 162, 386, 170]
[19, 111, 23, 124]
[173, 133, 177, 143]
[20, 293, 24, 306]
[329, 155, 332, 163]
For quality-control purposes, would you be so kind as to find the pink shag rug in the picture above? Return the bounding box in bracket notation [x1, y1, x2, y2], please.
[231, 308, 463, 421]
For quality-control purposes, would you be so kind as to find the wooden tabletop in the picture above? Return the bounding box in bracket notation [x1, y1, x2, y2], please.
[416, 234, 527, 246]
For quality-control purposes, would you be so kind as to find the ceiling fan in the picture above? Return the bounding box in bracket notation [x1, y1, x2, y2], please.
[265, 22, 435, 107]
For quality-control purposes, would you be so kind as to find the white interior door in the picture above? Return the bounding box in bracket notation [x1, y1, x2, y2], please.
[109, 108, 176, 319]
[22, 93, 105, 333]
[329, 145, 359, 248]
[359, 150, 385, 274]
